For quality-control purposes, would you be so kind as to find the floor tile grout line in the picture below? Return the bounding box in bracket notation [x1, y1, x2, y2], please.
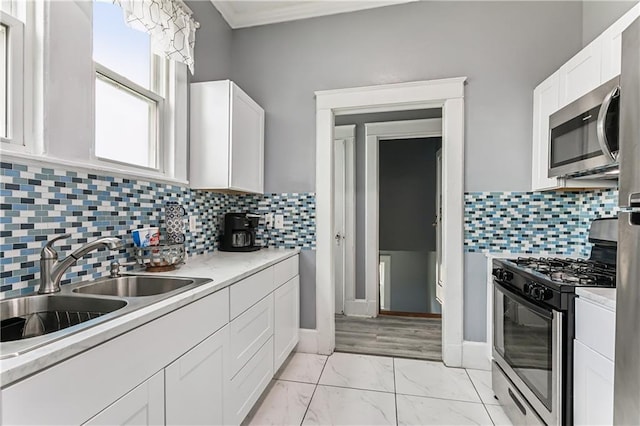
[299, 353, 330, 426]
[393, 358, 399, 426]
[465, 369, 497, 425]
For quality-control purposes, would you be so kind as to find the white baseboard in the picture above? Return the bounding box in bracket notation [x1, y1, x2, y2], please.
[462, 341, 491, 370]
[344, 299, 376, 317]
[296, 328, 319, 354]
[442, 342, 463, 367]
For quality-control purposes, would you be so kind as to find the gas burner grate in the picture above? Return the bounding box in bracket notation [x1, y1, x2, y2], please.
[513, 257, 616, 287]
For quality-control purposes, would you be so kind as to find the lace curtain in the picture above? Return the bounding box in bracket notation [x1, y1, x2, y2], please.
[113, 0, 198, 73]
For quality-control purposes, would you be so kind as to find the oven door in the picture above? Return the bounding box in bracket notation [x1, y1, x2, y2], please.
[493, 281, 562, 425]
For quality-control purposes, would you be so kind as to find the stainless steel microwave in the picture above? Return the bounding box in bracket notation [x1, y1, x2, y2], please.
[548, 76, 620, 179]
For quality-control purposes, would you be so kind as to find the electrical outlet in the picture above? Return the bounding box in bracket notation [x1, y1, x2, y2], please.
[189, 216, 198, 233]
[275, 214, 284, 230]
[265, 213, 274, 229]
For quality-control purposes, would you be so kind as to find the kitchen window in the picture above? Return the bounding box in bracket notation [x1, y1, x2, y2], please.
[0, 0, 25, 148]
[93, 0, 166, 170]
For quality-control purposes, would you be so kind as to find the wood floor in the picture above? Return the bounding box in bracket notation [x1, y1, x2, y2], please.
[335, 314, 442, 361]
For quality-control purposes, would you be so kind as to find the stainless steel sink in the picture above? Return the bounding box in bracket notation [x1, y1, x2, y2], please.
[73, 276, 195, 297]
[1, 295, 127, 342]
[0, 275, 212, 359]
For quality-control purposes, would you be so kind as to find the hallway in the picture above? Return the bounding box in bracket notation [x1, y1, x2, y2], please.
[335, 314, 441, 361]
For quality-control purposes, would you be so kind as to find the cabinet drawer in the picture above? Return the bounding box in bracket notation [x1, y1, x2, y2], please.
[274, 255, 299, 288]
[230, 294, 274, 376]
[230, 267, 274, 320]
[225, 338, 274, 425]
[576, 297, 615, 360]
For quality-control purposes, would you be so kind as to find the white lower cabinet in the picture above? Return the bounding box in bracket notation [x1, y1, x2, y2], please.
[1, 254, 300, 426]
[165, 325, 229, 426]
[574, 297, 616, 425]
[574, 340, 614, 425]
[274, 276, 300, 372]
[84, 372, 164, 426]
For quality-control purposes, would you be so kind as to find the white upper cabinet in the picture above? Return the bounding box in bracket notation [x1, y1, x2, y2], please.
[531, 5, 639, 191]
[190, 80, 265, 194]
[531, 72, 560, 191]
[558, 38, 603, 108]
[600, 3, 640, 83]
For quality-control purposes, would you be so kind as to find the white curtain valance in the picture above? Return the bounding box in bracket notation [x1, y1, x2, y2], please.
[113, 0, 198, 73]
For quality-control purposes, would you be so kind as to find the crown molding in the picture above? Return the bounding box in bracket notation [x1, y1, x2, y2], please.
[211, 1, 417, 29]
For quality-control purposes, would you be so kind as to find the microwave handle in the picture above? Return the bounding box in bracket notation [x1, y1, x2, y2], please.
[596, 85, 620, 162]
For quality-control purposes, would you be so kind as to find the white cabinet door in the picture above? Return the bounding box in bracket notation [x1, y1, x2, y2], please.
[558, 39, 602, 108]
[600, 3, 640, 82]
[531, 72, 560, 191]
[274, 276, 300, 372]
[574, 339, 614, 426]
[165, 325, 229, 426]
[84, 372, 164, 426]
[229, 82, 265, 194]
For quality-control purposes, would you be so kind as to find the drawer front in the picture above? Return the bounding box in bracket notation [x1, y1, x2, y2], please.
[1, 288, 229, 426]
[230, 267, 274, 320]
[226, 338, 274, 425]
[230, 294, 274, 376]
[274, 255, 299, 288]
[576, 298, 616, 361]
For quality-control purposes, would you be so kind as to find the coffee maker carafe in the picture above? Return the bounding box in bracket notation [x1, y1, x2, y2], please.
[219, 213, 261, 252]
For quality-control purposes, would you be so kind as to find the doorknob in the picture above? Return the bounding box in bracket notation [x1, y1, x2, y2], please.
[335, 233, 342, 241]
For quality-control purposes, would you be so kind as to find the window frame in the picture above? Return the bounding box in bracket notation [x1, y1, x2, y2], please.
[0, 9, 25, 148]
[93, 60, 166, 171]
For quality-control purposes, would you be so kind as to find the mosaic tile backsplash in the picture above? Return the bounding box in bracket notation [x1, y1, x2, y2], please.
[464, 189, 618, 256]
[0, 161, 315, 299]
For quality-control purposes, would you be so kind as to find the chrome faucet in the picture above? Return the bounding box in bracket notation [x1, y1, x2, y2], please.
[39, 234, 124, 294]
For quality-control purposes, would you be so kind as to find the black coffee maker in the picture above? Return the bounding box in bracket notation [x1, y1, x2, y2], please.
[219, 213, 261, 252]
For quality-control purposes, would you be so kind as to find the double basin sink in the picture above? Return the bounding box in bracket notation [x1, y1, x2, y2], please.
[0, 275, 212, 359]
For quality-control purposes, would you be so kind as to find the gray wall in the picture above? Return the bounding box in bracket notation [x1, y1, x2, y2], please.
[186, 1, 232, 82]
[582, 1, 638, 46]
[230, 1, 584, 339]
[335, 110, 440, 299]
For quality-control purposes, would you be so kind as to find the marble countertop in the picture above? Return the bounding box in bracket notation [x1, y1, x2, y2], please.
[576, 287, 616, 311]
[0, 248, 300, 387]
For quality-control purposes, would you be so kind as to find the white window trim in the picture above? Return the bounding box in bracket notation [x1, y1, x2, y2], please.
[93, 60, 165, 171]
[0, 10, 25, 149]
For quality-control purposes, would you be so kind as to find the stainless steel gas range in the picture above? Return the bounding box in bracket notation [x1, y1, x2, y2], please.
[491, 218, 617, 425]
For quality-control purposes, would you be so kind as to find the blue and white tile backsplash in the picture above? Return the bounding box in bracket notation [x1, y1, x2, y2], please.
[0, 159, 619, 298]
[0, 161, 315, 298]
[464, 189, 618, 256]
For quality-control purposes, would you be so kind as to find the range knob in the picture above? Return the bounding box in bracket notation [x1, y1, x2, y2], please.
[500, 270, 513, 282]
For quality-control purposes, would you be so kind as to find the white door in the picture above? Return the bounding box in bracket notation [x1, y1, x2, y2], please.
[165, 325, 229, 426]
[435, 148, 444, 304]
[334, 138, 346, 314]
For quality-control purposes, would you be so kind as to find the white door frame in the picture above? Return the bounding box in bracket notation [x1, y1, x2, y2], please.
[364, 118, 442, 316]
[314, 77, 466, 366]
[334, 125, 356, 315]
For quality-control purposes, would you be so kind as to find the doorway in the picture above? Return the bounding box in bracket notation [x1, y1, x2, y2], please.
[378, 137, 442, 317]
[314, 77, 466, 367]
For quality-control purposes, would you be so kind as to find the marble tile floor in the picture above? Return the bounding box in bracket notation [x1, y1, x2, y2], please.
[243, 352, 514, 426]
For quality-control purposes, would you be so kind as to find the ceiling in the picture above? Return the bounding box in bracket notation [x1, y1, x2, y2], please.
[211, 0, 418, 29]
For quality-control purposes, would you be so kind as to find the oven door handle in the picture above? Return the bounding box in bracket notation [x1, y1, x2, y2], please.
[494, 280, 554, 319]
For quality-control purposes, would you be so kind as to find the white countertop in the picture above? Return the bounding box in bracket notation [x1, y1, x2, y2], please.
[0, 248, 299, 387]
[576, 287, 617, 311]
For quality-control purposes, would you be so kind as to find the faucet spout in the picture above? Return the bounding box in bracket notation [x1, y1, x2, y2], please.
[39, 236, 124, 294]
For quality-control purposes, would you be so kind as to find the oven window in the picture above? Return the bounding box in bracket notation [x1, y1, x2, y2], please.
[550, 105, 602, 168]
[501, 294, 553, 410]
